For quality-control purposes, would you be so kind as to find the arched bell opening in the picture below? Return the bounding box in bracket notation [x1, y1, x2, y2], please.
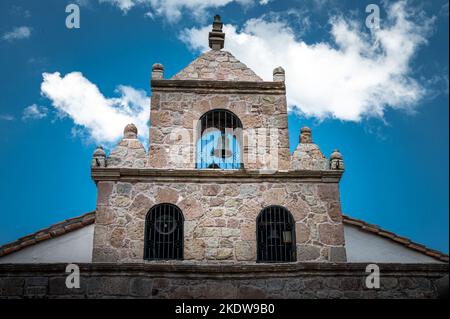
[196, 109, 243, 169]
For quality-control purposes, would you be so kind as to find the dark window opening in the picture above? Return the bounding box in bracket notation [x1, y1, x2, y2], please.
[144, 203, 184, 260]
[196, 109, 243, 169]
[257, 206, 296, 263]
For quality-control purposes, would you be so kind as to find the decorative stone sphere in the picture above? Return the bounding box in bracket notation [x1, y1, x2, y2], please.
[301, 126, 311, 133]
[300, 126, 312, 143]
[124, 123, 138, 139]
[273, 66, 285, 75]
[92, 146, 107, 168]
[152, 63, 164, 79]
[152, 63, 164, 71]
[330, 149, 343, 160]
[273, 66, 285, 81]
[93, 146, 106, 158]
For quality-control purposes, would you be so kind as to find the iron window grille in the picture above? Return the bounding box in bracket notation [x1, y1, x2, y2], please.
[257, 206, 297, 263]
[144, 203, 184, 260]
[196, 109, 243, 170]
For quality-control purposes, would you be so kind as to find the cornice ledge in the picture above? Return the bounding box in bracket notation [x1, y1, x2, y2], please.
[91, 168, 344, 183]
[151, 79, 286, 93]
[0, 262, 447, 276]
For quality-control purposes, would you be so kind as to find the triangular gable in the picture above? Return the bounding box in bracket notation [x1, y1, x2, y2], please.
[171, 50, 263, 82]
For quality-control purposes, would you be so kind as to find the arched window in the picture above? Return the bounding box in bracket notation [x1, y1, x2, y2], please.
[257, 206, 296, 263]
[196, 109, 243, 169]
[144, 203, 184, 260]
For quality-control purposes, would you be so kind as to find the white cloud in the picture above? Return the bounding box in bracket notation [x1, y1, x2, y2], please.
[0, 114, 15, 121]
[440, 2, 449, 16]
[40, 72, 149, 145]
[22, 104, 48, 121]
[99, 0, 258, 21]
[180, 1, 435, 121]
[75, 0, 92, 7]
[2, 26, 32, 41]
[9, 6, 31, 18]
[99, 0, 136, 12]
[144, 11, 155, 19]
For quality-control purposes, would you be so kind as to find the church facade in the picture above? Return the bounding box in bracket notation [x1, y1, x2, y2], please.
[91, 15, 346, 264]
[0, 16, 448, 299]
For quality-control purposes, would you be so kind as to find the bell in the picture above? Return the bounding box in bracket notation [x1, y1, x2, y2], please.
[213, 133, 233, 158]
[268, 227, 280, 241]
[282, 231, 292, 243]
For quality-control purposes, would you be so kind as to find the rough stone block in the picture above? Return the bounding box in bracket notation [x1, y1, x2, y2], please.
[295, 222, 310, 244]
[87, 277, 129, 297]
[0, 277, 24, 296]
[130, 278, 153, 297]
[97, 182, 114, 206]
[235, 241, 256, 261]
[318, 223, 345, 246]
[329, 246, 347, 262]
[237, 286, 266, 299]
[49, 276, 86, 296]
[297, 245, 321, 261]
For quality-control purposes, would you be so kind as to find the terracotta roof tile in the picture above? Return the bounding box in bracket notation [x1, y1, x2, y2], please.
[0, 211, 447, 263]
[0, 211, 95, 258]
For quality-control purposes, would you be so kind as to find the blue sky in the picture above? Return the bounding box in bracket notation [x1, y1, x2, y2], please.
[0, 0, 448, 253]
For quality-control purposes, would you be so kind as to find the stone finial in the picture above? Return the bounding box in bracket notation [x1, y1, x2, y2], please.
[152, 63, 164, 80]
[124, 123, 138, 139]
[300, 126, 312, 144]
[330, 149, 345, 170]
[108, 128, 147, 168]
[209, 15, 225, 50]
[91, 146, 106, 168]
[273, 66, 285, 82]
[291, 126, 329, 170]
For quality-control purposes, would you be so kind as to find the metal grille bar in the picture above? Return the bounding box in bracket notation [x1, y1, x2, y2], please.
[144, 203, 184, 260]
[197, 109, 243, 170]
[257, 206, 296, 263]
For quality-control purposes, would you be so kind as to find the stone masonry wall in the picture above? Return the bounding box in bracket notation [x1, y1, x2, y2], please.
[171, 50, 263, 82]
[1, 263, 447, 299]
[92, 179, 346, 263]
[148, 89, 290, 171]
[291, 143, 329, 171]
[108, 138, 147, 168]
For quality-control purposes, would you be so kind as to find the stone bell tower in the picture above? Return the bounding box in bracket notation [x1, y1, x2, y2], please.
[91, 15, 347, 264]
[148, 15, 290, 171]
